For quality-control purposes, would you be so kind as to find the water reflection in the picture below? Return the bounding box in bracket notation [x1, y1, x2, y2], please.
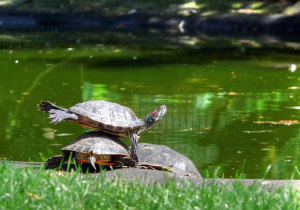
[79, 64, 299, 179]
[0, 48, 299, 179]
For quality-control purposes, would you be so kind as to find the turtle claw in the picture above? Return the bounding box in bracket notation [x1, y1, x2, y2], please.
[48, 109, 72, 124]
[88, 156, 97, 170]
[49, 115, 61, 124]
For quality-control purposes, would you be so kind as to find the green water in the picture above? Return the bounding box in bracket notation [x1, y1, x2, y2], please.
[1, 43, 299, 179]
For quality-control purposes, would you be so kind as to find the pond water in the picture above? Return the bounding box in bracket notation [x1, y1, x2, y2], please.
[0, 35, 299, 179]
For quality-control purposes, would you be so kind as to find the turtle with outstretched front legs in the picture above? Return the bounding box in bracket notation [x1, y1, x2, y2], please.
[39, 100, 167, 162]
[46, 131, 135, 170]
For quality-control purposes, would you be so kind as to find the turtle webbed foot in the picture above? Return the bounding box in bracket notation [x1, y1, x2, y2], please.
[121, 157, 137, 167]
[131, 151, 139, 163]
[48, 110, 77, 124]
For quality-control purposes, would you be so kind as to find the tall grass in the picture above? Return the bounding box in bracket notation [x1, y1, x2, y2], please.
[0, 162, 299, 209]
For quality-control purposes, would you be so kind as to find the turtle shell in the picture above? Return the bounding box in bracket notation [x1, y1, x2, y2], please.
[136, 143, 202, 179]
[61, 131, 133, 165]
[69, 100, 143, 133]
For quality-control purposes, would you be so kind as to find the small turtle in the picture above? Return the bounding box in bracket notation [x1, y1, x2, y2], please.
[46, 131, 135, 170]
[39, 100, 167, 162]
[135, 143, 202, 179]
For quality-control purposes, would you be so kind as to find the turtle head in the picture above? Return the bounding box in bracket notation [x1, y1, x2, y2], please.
[141, 105, 167, 132]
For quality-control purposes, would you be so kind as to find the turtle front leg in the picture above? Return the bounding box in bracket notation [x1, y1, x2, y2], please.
[129, 131, 139, 162]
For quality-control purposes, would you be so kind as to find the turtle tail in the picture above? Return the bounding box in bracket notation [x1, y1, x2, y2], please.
[39, 101, 67, 113]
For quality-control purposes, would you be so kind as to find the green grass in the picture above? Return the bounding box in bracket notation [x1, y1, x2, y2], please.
[0, 163, 299, 209]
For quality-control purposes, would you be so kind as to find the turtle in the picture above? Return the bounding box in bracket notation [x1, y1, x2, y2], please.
[135, 143, 202, 179]
[39, 100, 167, 162]
[46, 131, 135, 170]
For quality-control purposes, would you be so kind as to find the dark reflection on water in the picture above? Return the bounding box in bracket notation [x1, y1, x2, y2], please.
[0, 45, 299, 179]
